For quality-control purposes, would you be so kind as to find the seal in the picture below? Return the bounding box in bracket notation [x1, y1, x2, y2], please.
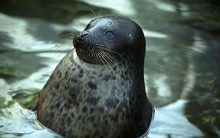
[32, 16, 153, 138]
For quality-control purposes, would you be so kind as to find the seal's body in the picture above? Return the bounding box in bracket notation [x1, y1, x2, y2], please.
[33, 16, 153, 138]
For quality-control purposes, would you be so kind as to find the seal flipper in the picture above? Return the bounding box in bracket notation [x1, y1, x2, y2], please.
[31, 96, 39, 111]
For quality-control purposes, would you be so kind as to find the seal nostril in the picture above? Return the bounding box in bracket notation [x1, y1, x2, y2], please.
[81, 33, 87, 38]
[80, 32, 89, 38]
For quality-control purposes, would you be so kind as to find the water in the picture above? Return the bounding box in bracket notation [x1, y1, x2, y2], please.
[0, 0, 219, 137]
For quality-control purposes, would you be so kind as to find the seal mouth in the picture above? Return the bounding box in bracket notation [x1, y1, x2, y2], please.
[73, 35, 121, 65]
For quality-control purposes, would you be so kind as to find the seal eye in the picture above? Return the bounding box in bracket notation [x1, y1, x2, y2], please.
[105, 31, 115, 39]
[84, 19, 98, 30]
[85, 23, 91, 30]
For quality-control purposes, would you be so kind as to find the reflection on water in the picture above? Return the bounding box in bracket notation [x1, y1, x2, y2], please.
[0, 0, 219, 137]
[149, 100, 203, 138]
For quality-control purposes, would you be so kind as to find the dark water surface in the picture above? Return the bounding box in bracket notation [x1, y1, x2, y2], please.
[0, 0, 219, 138]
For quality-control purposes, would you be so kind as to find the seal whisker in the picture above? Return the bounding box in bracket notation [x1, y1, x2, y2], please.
[92, 47, 105, 65]
[97, 50, 115, 72]
[97, 51, 106, 65]
[69, 32, 78, 39]
[97, 48, 113, 63]
[90, 46, 114, 65]
[90, 46, 103, 64]
[90, 10, 97, 17]
[97, 49, 109, 64]
[93, 47, 101, 64]
[102, 50, 121, 64]
[101, 50, 115, 65]
[95, 43, 123, 58]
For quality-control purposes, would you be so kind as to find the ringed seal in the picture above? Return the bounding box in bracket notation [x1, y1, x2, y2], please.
[32, 16, 153, 138]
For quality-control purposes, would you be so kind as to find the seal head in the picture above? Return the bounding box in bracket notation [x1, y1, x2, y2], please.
[33, 16, 153, 138]
[73, 16, 146, 66]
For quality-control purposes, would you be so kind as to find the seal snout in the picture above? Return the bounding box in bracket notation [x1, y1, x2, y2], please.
[73, 31, 92, 48]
